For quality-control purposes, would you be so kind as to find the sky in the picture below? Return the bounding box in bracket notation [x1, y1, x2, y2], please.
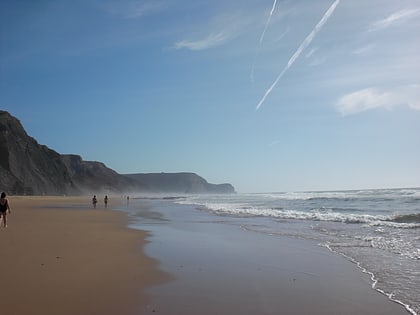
[1, 0, 420, 193]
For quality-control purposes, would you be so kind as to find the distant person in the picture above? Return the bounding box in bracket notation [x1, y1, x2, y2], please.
[92, 195, 98, 208]
[104, 195, 108, 208]
[126, 195, 130, 205]
[0, 192, 12, 228]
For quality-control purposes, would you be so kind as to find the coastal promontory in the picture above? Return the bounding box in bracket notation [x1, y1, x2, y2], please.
[0, 111, 234, 195]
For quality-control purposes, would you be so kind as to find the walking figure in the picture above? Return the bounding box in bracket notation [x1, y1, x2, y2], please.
[92, 195, 98, 208]
[0, 192, 12, 228]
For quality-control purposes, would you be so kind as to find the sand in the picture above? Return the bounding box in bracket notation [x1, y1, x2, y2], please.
[0, 196, 412, 315]
[0, 196, 168, 315]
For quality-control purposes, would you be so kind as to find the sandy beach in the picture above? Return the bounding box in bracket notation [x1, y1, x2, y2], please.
[0, 196, 168, 315]
[0, 196, 413, 315]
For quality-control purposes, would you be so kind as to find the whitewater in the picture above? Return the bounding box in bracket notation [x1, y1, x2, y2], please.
[175, 188, 420, 314]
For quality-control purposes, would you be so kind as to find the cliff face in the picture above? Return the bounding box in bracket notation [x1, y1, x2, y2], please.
[0, 111, 76, 195]
[61, 154, 143, 194]
[0, 111, 142, 195]
[125, 173, 235, 194]
[0, 111, 235, 195]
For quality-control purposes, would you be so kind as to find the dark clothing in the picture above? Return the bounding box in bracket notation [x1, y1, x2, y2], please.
[0, 200, 8, 213]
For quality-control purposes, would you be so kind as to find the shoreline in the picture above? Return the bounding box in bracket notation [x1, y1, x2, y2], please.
[128, 198, 411, 315]
[0, 196, 169, 315]
[324, 244, 417, 315]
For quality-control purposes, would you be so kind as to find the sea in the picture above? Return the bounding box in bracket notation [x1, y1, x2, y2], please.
[125, 188, 419, 314]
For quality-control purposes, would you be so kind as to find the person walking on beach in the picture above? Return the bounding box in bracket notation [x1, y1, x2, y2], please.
[92, 195, 98, 208]
[0, 192, 11, 228]
[104, 195, 108, 208]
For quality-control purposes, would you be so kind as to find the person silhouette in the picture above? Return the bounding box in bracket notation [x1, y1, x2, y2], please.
[0, 192, 12, 227]
[92, 195, 98, 208]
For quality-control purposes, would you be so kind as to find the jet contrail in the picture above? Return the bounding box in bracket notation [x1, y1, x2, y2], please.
[256, 0, 340, 110]
[251, 0, 278, 82]
[260, 0, 277, 44]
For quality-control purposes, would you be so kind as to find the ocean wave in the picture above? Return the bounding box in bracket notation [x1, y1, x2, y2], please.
[189, 202, 420, 228]
[175, 189, 420, 228]
[390, 213, 420, 224]
[257, 188, 420, 202]
[173, 190, 420, 315]
[367, 236, 420, 260]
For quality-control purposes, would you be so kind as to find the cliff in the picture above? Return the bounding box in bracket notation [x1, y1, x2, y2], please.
[0, 111, 76, 195]
[61, 154, 143, 194]
[0, 111, 141, 195]
[125, 173, 235, 194]
[0, 111, 235, 195]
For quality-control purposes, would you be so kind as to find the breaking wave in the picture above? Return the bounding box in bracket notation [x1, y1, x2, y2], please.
[186, 202, 420, 228]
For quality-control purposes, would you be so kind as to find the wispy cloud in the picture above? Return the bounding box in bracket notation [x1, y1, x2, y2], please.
[336, 85, 420, 116]
[173, 11, 253, 51]
[174, 31, 231, 51]
[352, 44, 375, 56]
[369, 8, 420, 31]
[305, 47, 318, 58]
[273, 27, 290, 43]
[269, 140, 282, 147]
[305, 47, 326, 66]
[100, 0, 167, 19]
[309, 56, 327, 67]
[256, 0, 340, 110]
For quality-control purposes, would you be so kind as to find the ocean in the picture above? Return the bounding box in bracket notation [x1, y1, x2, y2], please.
[169, 188, 420, 315]
[123, 187, 419, 314]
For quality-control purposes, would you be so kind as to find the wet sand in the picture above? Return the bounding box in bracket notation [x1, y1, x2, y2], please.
[129, 199, 411, 315]
[0, 196, 168, 315]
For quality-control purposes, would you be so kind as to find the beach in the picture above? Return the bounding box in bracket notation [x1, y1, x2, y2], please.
[0, 195, 413, 315]
[126, 197, 412, 315]
[0, 196, 167, 315]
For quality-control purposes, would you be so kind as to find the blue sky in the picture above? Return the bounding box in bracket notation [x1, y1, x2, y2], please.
[1, 0, 419, 193]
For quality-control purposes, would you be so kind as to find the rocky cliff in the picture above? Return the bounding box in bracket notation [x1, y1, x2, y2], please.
[0, 111, 141, 195]
[0, 111, 75, 195]
[0, 111, 235, 195]
[125, 173, 235, 194]
[61, 154, 143, 194]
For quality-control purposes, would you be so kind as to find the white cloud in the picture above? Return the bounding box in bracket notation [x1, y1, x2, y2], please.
[336, 85, 420, 116]
[174, 31, 231, 51]
[369, 8, 420, 31]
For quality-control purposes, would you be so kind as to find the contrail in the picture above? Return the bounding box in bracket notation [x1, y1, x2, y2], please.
[251, 0, 277, 82]
[256, 0, 340, 110]
[260, 0, 277, 44]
